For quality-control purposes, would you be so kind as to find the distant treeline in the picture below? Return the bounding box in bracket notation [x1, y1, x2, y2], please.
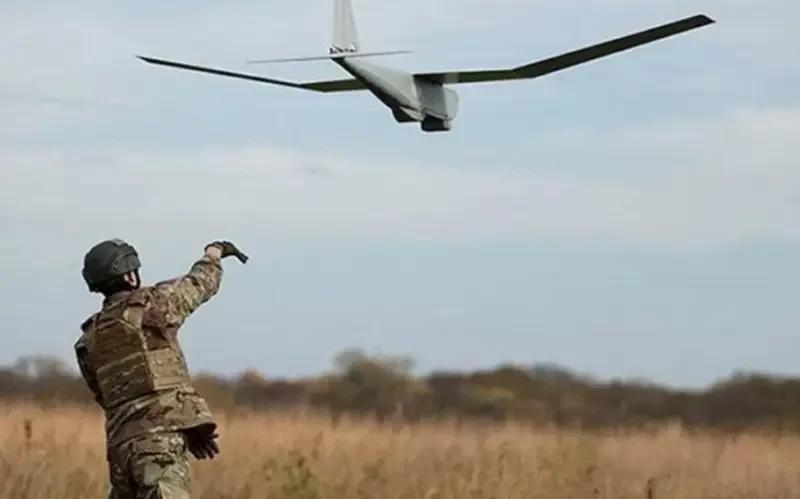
[3, 351, 800, 432]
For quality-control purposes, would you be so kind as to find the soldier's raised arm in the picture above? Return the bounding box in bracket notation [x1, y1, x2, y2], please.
[151, 241, 248, 329]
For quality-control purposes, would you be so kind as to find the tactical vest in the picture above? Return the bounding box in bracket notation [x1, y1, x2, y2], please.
[83, 291, 192, 409]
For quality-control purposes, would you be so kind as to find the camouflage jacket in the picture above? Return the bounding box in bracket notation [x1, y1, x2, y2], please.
[75, 254, 222, 448]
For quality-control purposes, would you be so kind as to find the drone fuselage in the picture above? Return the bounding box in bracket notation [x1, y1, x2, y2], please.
[335, 57, 459, 132]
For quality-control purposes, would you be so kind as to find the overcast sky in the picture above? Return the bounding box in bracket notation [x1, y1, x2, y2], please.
[1, 0, 797, 388]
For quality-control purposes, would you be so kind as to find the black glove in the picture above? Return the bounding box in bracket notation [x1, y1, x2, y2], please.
[185, 428, 220, 460]
[206, 241, 249, 264]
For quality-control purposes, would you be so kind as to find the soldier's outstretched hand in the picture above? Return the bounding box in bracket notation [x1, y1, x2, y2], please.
[205, 241, 248, 264]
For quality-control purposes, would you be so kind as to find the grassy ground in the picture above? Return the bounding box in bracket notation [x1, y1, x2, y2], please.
[1, 404, 798, 498]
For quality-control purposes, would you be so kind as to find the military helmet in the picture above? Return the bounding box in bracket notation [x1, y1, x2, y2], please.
[82, 239, 141, 291]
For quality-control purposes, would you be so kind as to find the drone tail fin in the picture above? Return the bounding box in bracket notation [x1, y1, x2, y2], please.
[248, 1, 410, 65]
[332, 0, 360, 54]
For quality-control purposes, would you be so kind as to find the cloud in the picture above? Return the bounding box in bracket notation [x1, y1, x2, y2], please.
[2, 105, 798, 253]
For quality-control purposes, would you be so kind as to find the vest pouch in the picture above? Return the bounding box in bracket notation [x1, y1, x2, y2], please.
[146, 348, 191, 391]
[97, 350, 155, 408]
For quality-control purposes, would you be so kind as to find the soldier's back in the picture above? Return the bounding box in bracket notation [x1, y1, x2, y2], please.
[79, 287, 216, 448]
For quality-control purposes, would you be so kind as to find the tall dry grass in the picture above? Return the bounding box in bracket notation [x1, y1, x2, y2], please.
[1, 404, 799, 499]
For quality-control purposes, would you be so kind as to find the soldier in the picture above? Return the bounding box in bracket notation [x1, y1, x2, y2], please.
[74, 239, 248, 499]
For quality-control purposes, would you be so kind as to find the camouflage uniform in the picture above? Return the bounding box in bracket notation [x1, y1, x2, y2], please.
[75, 254, 222, 499]
[107, 432, 191, 499]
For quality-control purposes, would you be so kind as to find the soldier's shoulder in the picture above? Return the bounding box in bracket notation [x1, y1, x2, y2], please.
[130, 286, 156, 302]
[137, 283, 176, 314]
[80, 313, 98, 333]
[126, 287, 170, 317]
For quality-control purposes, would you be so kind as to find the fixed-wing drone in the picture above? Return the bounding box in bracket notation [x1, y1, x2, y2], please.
[139, 1, 714, 132]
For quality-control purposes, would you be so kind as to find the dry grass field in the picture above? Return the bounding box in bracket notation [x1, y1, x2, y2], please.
[1, 404, 799, 499]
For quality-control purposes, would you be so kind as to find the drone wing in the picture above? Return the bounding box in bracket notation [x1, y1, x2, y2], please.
[301, 78, 366, 92]
[415, 14, 714, 85]
[137, 56, 366, 93]
[139, 14, 712, 93]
